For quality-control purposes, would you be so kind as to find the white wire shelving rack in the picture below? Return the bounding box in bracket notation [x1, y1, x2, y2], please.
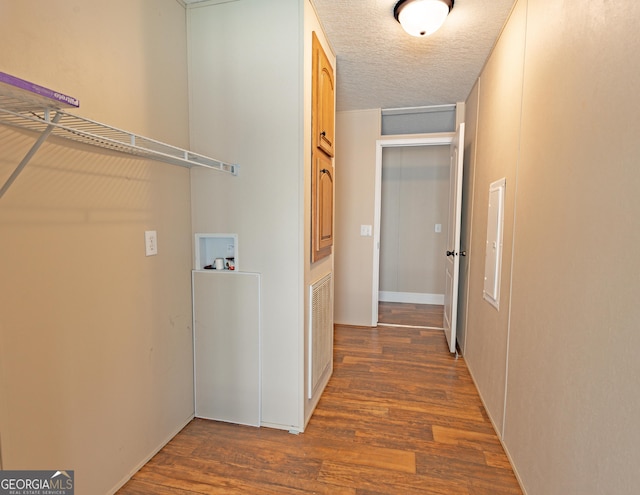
[0, 72, 238, 199]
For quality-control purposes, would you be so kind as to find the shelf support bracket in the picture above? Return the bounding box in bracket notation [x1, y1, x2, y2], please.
[0, 111, 62, 199]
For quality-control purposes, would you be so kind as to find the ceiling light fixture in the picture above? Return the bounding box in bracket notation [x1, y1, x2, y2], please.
[393, 0, 454, 37]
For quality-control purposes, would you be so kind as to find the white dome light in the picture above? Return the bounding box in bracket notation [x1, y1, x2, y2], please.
[394, 0, 454, 37]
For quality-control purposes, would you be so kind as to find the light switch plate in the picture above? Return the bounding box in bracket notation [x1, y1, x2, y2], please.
[435, 223, 442, 233]
[145, 230, 158, 256]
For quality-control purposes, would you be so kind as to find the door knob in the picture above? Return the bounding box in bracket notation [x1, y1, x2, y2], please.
[460, 250, 467, 257]
[446, 250, 456, 257]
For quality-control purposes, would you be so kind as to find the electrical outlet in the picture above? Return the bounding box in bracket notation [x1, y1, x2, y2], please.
[360, 225, 372, 237]
[145, 230, 158, 256]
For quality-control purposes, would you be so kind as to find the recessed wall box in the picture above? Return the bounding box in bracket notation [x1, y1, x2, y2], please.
[195, 233, 238, 271]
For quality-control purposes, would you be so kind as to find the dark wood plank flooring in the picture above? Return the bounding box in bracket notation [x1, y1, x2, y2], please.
[118, 304, 521, 494]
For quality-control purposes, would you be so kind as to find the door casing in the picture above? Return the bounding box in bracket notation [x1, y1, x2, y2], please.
[372, 134, 455, 326]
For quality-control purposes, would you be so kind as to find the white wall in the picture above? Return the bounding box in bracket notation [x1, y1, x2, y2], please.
[188, 0, 334, 431]
[0, 1, 194, 494]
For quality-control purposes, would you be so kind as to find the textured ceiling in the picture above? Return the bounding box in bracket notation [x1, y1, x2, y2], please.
[312, 0, 516, 111]
[183, 0, 516, 112]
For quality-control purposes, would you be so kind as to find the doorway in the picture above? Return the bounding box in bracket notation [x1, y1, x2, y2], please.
[372, 135, 454, 326]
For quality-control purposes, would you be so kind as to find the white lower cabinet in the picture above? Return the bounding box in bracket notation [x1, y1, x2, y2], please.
[192, 270, 261, 426]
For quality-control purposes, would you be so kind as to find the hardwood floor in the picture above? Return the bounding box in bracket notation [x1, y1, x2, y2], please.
[378, 301, 444, 328]
[118, 306, 521, 494]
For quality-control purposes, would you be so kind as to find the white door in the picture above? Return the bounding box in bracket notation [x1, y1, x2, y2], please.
[443, 123, 465, 354]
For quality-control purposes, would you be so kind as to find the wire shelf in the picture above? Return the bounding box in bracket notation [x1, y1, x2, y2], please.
[0, 107, 238, 174]
[0, 73, 237, 199]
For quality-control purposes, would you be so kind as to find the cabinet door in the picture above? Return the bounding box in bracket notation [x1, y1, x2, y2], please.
[312, 151, 334, 262]
[313, 33, 335, 157]
[193, 271, 261, 426]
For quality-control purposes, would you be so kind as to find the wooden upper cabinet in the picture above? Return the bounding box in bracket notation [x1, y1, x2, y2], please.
[313, 33, 335, 157]
[312, 150, 334, 262]
[311, 32, 335, 262]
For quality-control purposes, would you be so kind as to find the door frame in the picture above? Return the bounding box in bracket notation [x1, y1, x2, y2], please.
[372, 133, 455, 326]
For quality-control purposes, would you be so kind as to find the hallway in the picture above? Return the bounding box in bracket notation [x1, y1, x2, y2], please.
[118, 304, 521, 494]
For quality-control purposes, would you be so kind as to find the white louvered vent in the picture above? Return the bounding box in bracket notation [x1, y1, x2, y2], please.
[308, 273, 333, 399]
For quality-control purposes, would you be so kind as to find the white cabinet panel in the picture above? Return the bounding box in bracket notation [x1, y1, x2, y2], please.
[193, 271, 260, 426]
[483, 178, 506, 310]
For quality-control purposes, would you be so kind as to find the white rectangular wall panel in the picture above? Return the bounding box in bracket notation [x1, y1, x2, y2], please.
[483, 178, 506, 309]
[193, 271, 261, 426]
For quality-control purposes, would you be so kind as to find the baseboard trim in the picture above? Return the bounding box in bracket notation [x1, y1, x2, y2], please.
[378, 323, 443, 330]
[465, 364, 528, 495]
[379, 291, 444, 305]
[108, 413, 195, 494]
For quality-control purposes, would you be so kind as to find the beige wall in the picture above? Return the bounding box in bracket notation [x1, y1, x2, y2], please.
[334, 111, 460, 325]
[0, 1, 193, 494]
[334, 109, 381, 326]
[380, 145, 449, 299]
[464, 0, 640, 493]
[463, 0, 526, 434]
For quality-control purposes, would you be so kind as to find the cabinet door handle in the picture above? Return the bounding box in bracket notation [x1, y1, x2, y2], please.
[320, 131, 326, 137]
